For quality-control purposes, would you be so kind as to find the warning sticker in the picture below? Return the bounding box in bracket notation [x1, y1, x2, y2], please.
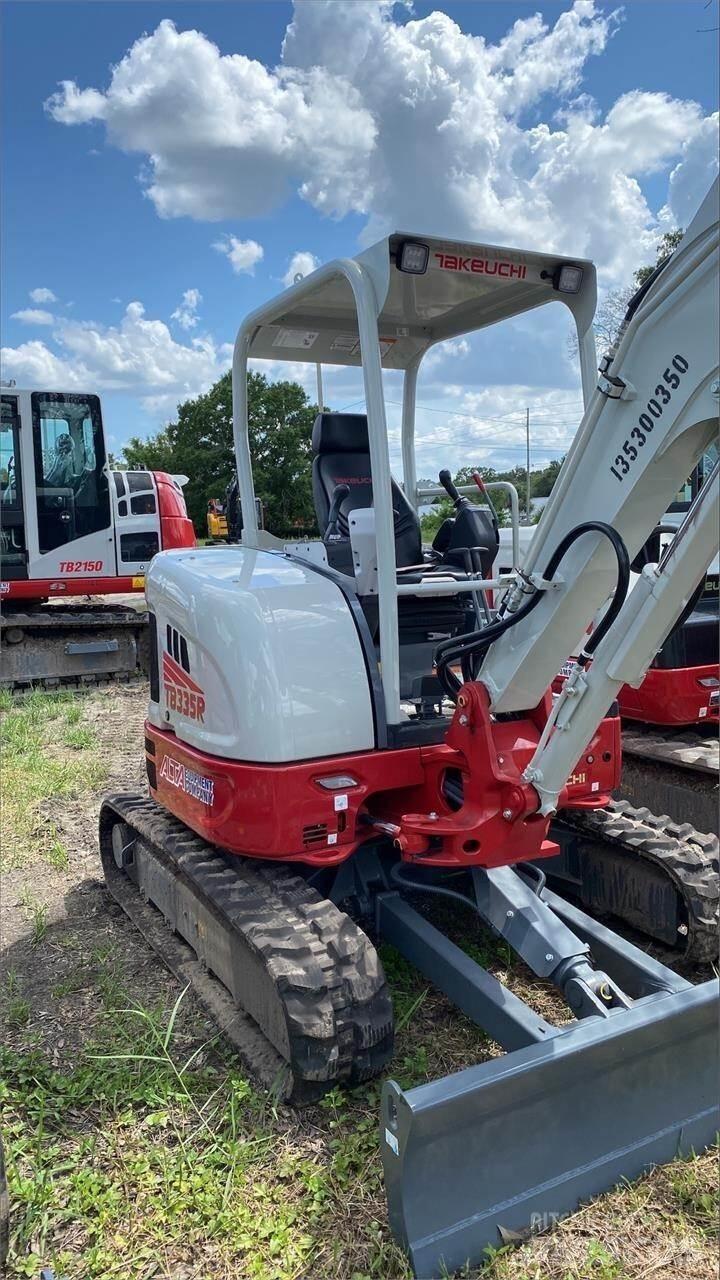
[343, 337, 397, 359]
[272, 328, 319, 350]
[384, 1127, 399, 1156]
[331, 333, 358, 353]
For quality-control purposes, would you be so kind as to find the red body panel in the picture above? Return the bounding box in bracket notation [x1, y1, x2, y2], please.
[3, 575, 144, 600]
[618, 663, 719, 725]
[145, 692, 621, 870]
[155, 472, 196, 551]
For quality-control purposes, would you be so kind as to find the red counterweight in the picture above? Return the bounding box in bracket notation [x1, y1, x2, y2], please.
[144, 687, 620, 870]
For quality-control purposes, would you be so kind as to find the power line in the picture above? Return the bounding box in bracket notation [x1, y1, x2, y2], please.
[339, 396, 582, 426]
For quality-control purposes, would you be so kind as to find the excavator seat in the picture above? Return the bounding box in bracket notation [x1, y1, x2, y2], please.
[312, 413, 422, 569]
[311, 412, 471, 706]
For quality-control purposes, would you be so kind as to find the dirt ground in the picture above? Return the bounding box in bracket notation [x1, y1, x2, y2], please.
[0, 682, 717, 1280]
[1, 686, 174, 1061]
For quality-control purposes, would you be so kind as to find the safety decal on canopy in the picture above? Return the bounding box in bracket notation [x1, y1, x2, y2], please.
[330, 333, 358, 353]
[272, 328, 319, 350]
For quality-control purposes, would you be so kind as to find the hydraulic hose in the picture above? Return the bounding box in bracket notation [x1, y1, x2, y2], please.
[435, 521, 630, 701]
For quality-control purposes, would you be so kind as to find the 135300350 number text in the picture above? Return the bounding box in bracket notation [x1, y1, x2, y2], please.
[610, 355, 689, 483]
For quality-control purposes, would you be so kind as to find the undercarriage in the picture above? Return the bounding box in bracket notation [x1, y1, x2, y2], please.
[99, 792, 719, 1278]
[0, 603, 150, 689]
[619, 722, 718, 835]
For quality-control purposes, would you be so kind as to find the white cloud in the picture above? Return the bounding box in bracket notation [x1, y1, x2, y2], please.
[663, 113, 720, 227]
[409, 382, 585, 478]
[212, 235, 264, 274]
[10, 308, 55, 326]
[171, 287, 202, 330]
[282, 250, 320, 287]
[44, 3, 718, 283]
[29, 287, 57, 304]
[1, 302, 231, 410]
[423, 338, 470, 372]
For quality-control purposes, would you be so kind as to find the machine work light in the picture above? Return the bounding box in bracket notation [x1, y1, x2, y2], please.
[397, 241, 430, 274]
[541, 263, 584, 293]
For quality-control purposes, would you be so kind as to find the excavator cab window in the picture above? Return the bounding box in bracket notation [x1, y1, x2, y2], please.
[0, 394, 27, 578]
[31, 392, 111, 553]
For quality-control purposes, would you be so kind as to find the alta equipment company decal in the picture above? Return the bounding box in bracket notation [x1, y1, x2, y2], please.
[163, 651, 206, 721]
[159, 755, 214, 807]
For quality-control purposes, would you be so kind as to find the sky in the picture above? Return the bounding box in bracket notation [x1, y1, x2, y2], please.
[2, 0, 718, 478]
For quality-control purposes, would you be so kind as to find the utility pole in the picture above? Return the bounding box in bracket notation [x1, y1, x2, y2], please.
[525, 406, 531, 522]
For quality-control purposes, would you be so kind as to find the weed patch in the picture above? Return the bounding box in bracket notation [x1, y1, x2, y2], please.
[0, 692, 106, 869]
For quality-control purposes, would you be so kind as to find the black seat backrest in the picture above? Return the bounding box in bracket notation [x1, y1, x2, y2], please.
[311, 413, 422, 569]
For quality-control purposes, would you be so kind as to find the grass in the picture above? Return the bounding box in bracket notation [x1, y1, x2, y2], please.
[0, 690, 106, 871]
[0, 991, 408, 1280]
[2, 980, 716, 1280]
[0, 685, 717, 1279]
[19, 890, 48, 945]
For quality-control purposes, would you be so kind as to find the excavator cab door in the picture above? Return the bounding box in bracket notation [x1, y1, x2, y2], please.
[112, 470, 161, 575]
[28, 392, 113, 581]
[0, 393, 28, 581]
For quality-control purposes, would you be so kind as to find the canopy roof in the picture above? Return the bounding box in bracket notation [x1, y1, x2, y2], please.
[247, 231, 596, 371]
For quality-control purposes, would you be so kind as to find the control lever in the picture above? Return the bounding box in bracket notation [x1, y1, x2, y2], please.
[438, 469, 466, 509]
[325, 483, 350, 541]
[471, 470, 500, 534]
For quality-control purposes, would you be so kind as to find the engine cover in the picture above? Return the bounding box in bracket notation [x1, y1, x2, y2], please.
[146, 546, 375, 762]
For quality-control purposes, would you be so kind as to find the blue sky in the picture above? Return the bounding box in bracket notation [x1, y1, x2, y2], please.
[2, 1, 718, 475]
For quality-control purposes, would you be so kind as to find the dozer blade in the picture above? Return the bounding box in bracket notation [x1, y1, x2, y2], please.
[381, 980, 718, 1279]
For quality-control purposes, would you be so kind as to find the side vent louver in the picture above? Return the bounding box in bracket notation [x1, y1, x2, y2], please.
[302, 823, 328, 848]
[166, 624, 190, 672]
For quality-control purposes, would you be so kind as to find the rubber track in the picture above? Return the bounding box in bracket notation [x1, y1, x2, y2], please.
[0, 604, 148, 631]
[1, 605, 149, 692]
[2, 672, 144, 695]
[556, 799, 719, 964]
[622, 724, 719, 777]
[99, 794, 394, 1104]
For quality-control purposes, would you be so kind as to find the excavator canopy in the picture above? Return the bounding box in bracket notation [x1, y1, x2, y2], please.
[245, 231, 596, 371]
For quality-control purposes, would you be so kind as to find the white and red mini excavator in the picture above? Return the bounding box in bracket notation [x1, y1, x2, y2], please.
[0, 388, 195, 685]
[100, 180, 719, 1277]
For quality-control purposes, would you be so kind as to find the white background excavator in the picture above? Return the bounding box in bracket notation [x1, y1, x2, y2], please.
[100, 179, 718, 1277]
[0, 387, 195, 685]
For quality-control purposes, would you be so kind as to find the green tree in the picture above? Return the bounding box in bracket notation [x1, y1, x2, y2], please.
[569, 228, 684, 362]
[418, 461, 566, 540]
[122, 429, 175, 474]
[531, 457, 563, 497]
[120, 371, 319, 536]
[633, 228, 684, 288]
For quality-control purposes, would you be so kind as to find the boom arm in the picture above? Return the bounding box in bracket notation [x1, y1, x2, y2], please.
[478, 178, 719, 814]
